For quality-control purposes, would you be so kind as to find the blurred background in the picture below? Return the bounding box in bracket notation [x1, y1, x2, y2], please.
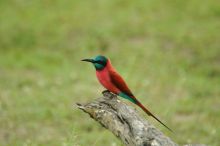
[0, 0, 219, 146]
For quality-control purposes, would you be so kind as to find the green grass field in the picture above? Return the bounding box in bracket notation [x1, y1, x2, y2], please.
[0, 0, 220, 145]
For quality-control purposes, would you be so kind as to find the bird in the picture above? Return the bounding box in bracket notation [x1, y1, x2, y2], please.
[81, 55, 173, 132]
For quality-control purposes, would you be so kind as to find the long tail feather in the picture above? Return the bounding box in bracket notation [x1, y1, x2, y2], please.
[135, 100, 173, 132]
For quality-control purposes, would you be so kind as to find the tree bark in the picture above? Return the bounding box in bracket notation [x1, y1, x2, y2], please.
[76, 91, 207, 146]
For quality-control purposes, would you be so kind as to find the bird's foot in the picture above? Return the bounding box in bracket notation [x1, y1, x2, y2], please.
[102, 90, 110, 94]
[102, 90, 117, 99]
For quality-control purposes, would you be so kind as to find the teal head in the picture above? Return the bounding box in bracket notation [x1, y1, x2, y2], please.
[81, 55, 108, 70]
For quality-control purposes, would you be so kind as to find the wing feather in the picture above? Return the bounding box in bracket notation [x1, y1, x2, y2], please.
[109, 69, 134, 96]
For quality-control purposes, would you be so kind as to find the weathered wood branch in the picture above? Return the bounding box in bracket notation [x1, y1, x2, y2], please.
[76, 91, 207, 146]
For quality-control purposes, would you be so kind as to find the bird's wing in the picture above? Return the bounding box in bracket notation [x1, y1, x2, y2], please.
[109, 68, 134, 97]
[109, 67, 173, 132]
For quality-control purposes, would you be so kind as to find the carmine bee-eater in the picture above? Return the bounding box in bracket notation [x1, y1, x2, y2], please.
[82, 55, 172, 132]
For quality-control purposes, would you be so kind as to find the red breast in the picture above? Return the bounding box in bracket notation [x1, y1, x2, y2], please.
[96, 59, 120, 94]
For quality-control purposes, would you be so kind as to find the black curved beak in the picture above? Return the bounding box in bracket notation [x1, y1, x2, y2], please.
[81, 58, 95, 63]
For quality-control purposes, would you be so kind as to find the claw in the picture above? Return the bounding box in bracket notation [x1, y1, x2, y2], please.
[102, 90, 110, 94]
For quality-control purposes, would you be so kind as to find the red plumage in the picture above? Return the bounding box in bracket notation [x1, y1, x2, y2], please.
[96, 59, 172, 132]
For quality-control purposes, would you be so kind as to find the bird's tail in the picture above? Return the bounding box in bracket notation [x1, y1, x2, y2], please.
[134, 99, 173, 132]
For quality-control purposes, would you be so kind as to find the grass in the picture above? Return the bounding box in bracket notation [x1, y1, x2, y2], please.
[0, 0, 220, 145]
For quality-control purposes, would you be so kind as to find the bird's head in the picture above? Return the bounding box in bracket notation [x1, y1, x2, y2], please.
[81, 55, 108, 70]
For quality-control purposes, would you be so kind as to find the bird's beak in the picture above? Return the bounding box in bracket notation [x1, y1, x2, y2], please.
[81, 58, 95, 63]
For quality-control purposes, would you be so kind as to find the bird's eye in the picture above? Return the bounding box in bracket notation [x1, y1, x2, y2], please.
[95, 60, 105, 65]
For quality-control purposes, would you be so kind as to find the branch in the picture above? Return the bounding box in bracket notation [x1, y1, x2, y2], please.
[76, 91, 207, 146]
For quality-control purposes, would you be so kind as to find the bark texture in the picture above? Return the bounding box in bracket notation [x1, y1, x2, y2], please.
[76, 91, 207, 146]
